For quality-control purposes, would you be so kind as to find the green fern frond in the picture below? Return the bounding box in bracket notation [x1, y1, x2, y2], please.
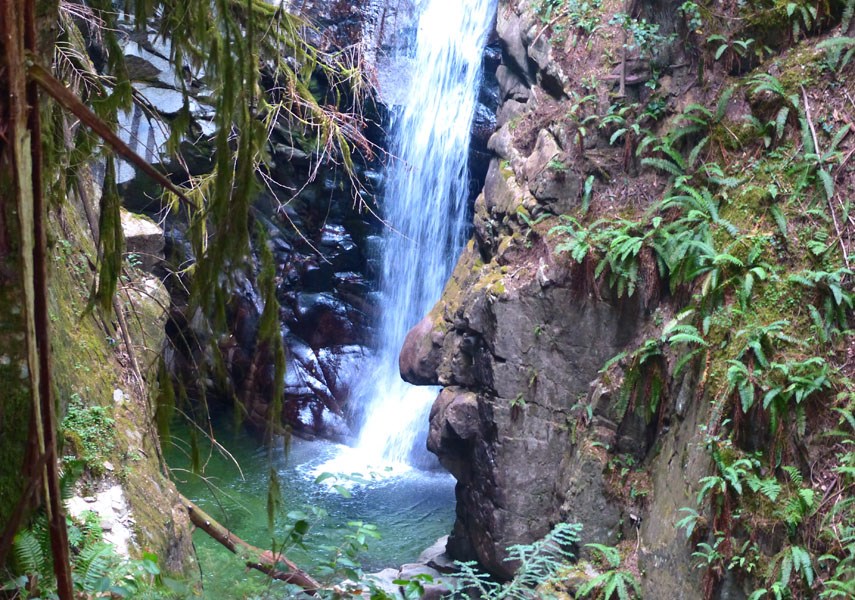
[585, 543, 622, 568]
[74, 542, 116, 594]
[12, 529, 45, 576]
[782, 465, 804, 486]
[715, 85, 736, 122]
[642, 157, 685, 177]
[818, 168, 835, 200]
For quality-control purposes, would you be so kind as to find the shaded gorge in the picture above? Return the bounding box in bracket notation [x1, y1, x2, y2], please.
[161, 0, 499, 594]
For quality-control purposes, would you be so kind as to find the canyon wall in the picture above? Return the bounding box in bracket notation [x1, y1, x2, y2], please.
[403, 0, 855, 597]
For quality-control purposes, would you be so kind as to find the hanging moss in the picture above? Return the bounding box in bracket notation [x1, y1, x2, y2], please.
[91, 159, 123, 316]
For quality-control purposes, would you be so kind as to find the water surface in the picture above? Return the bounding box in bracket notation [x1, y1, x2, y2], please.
[165, 419, 455, 599]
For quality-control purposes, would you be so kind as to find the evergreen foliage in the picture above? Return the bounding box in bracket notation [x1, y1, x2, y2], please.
[576, 544, 642, 600]
[2, 508, 179, 599]
[451, 522, 583, 599]
[544, 1, 855, 598]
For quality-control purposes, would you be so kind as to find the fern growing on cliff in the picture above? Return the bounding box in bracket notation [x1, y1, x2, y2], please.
[601, 311, 707, 424]
[576, 543, 642, 600]
[789, 267, 854, 331]
[451, 522, 582, 599]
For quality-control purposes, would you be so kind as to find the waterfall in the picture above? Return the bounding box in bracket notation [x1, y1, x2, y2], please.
[352, 0, 496, 469]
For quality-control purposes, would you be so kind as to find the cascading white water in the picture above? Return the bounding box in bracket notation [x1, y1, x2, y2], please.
[350, 0, 496, 469]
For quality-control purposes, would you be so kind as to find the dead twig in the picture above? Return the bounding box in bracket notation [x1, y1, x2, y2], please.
[801, 86, 850, 269]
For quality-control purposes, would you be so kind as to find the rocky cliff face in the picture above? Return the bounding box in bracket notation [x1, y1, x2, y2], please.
[400, 4, 709, 592]
[47, 173, 197, 577]
[404, 240, 652, 577]
[401, 0, 855, 596]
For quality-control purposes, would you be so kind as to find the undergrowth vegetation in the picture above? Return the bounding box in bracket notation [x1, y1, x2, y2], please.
[449, 523, 642, 600]
[541, 1, 855, 598]
[61, 394, 116, 477]
[1, 472, 180, 599]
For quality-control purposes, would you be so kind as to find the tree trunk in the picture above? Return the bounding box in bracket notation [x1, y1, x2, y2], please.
[0, 0, 42, 559]
[0, 3, 72, 599]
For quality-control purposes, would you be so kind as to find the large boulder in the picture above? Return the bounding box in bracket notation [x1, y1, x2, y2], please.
[121, 209, 164, 271]
[403, 236, 648, 578]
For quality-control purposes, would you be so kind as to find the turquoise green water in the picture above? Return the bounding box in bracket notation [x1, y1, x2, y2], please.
[164, 418, 455, 599]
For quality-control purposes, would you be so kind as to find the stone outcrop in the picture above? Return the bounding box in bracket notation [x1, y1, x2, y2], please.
[402, 233, 655, 579]
[43, 179, 198, 577]
[400, 0, 719, 595]
[121, 209, 164, 271]
[113, 7, 389, 439]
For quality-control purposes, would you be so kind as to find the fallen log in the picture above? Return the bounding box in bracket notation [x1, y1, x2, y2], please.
[179, 494, 321, 594]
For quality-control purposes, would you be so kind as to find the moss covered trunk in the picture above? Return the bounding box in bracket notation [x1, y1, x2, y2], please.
[0, 0, 37, 538]
[0, 0, 63, 571]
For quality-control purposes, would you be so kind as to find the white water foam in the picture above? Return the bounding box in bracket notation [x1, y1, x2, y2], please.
[316, 0, 496, 479]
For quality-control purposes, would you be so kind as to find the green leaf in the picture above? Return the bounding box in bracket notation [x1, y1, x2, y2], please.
[333, 484, 353, 498]
[739, 383, 755, 412]
[769, 205, 788, 238]
[12, 530, 43, 575]
[748, 340, 768, 368]
[716, 86, 734, 124]
[775, 106, 790, 140]
[603, 574, 620, 600]
[676, 507, 700, 539]
[713, 253, 744, 267]
[314, 472, 336, 484]
[668, 333, 707, 346]
[642, 157, 685, 177]
[688, 136, 709, 168]
[582, 175, 595, 213]
[610, 128, 628, 145]
[585, 543, 622, 568]
[830, 284, 844, 305]
[818, 168, 835, 200]
[830, 123, 852, 151]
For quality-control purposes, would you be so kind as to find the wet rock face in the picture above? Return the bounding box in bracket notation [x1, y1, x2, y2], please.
[470, 39, 502, 203]
[205, 219, 375, 440]
[287, 0, 420, 59]
[286, 0, 373, 49]
[119, 2, 390, 440]
[118, 0, 496, 441]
